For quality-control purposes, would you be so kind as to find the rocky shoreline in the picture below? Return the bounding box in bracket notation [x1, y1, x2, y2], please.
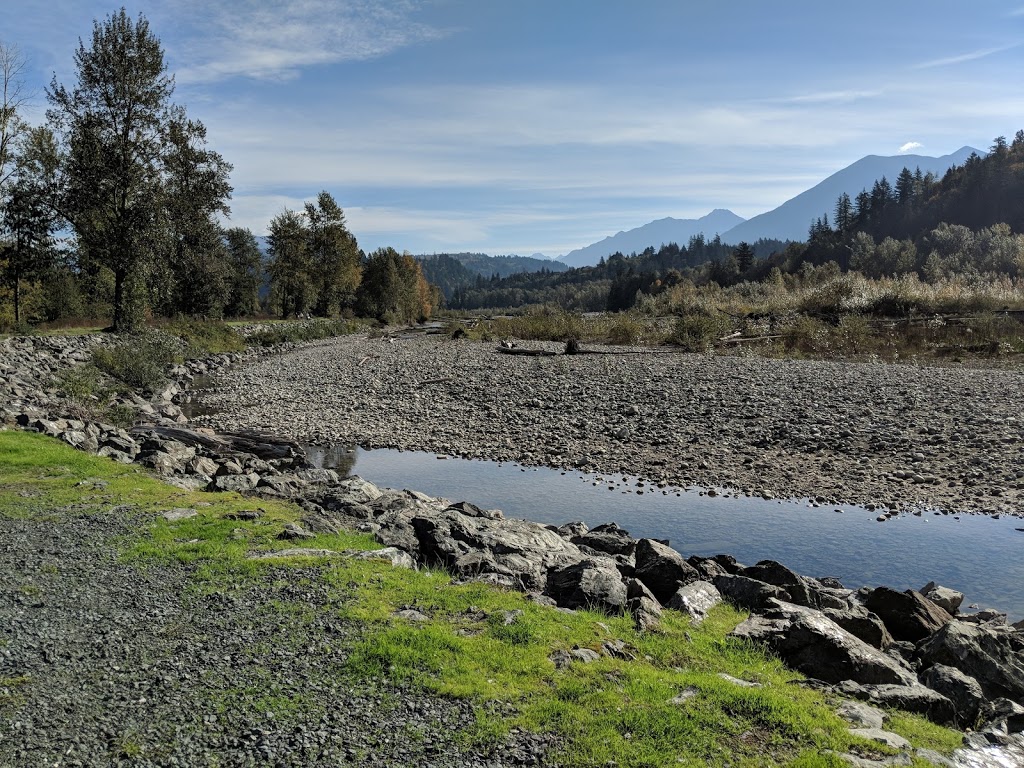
[3, 329, 1024, 766]
[197, 333, 1024, 517]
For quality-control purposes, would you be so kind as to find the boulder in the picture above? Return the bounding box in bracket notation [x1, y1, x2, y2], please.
[686, 555, 728, 582]
[742, 560, 816, 607]
[666, 580, 722, 625]
[571, 522, 636, 556]
[920, 582, 965, 615]
[634, 538, 699, 603]
[713, 573, 790, 613]
[823, 605, 894, 650]
[374, 507, 583, 592]
[920, 663, 985, 726]
[210, 473, 261, 493]
[862, 587, 953, 643]
[917, 620, 1024, 704]
[839, 681, 956, 725]
[624, 579, 662, 630]
[545, 560, 629, 613]
[730, 599, 916, 687]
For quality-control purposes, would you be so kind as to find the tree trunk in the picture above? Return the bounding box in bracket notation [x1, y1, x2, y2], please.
[13, 277, 20, 326]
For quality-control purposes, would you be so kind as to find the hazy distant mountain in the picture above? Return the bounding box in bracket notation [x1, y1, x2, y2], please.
[721, 147, 982, 244]
[417, 252, 569, 300]
[559, 209, 746, 268]
[418, 252, 569, 278]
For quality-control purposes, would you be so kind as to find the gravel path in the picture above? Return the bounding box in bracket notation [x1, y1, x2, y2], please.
[199, 334, 1024, 516]
[0, 506, 550, 767]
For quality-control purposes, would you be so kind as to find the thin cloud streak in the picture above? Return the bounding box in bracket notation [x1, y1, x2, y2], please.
[169, 0, 450, 84]
[914, 44, 1018, 69]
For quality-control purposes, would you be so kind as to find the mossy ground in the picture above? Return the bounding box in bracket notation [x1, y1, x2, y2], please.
[0, 430, 961, 766]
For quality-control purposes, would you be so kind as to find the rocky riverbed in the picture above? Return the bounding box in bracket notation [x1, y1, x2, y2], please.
[200, 334, 1024, 516]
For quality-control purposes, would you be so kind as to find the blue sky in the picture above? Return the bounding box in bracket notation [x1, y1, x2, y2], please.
[5, 1, 1024, 257]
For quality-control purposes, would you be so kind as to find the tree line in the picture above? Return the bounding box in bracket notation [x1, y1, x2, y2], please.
[0, 11, 437, 332]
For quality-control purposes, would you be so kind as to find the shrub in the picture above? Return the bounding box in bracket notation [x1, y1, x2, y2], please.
[91, 331, 185, 392]
[667, 313, 729, 352]
[163, 318, 246, 357]
[605, 314, 644, 345]
[54, 364, 103, 403]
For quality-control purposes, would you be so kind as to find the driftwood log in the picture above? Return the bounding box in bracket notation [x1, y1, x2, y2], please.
[132, 424, 308, 464]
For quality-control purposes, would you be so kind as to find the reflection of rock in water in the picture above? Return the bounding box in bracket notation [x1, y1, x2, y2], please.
[304, 444, 357, 475]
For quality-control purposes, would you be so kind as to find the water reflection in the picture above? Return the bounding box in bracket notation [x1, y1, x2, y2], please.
[323, 446, 1024, 620]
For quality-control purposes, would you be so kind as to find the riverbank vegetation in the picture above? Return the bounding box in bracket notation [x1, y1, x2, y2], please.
[0, 13, 439, 334]
[0, 429, 961, 766]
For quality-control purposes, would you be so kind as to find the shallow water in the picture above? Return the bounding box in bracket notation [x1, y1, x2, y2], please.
[312, 445, 1024, 620]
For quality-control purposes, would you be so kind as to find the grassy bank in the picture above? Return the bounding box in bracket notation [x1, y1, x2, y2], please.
[0, 430, 961, 767]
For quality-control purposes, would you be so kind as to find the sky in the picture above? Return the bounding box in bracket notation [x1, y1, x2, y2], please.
[4, 1, 1024, 257]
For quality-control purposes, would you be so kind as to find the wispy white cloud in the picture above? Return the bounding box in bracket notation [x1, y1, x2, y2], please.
[770, 89, 882, 105]
[898, 141, 923, 153]
[914, 44, 1018, 70]
[168, 0, 450, 83]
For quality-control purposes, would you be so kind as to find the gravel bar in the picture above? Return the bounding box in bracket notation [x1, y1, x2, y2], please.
[200, 334, 1024, 516]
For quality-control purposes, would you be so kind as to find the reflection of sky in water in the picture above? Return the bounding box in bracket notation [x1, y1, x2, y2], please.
[311, 446, 1024, 621]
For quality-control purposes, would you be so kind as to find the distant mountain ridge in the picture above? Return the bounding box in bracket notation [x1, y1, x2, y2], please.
[559, 209, 746, 268]
[721, 147, 982, 243]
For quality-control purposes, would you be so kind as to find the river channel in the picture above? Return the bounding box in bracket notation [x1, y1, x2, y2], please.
[305, 443, 1024, 621]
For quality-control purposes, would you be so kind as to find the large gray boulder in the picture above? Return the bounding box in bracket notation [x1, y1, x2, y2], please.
[838, 681, 956, 725]
[920, 663, 986, 726]
[570, 522, 636, 556]
[730, 600, 916, 687]
[714, 573, 790, 613]
[822, 604, 894, 650]
[917, 620, 1024, 704]
[633, 539, 699, 603]
[666, 580, 722, 625]
[862, 587, 953, 643]
[920, 582, 965, 616]
[375, 506, 584, 592]
[546, 560, 629, 614]
[741, 560, 818, 608]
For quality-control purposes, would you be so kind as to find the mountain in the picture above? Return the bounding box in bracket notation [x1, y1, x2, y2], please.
[416, 252, 569, 300]
[559, 209, 746, 268]
[721, 147, 982, 244]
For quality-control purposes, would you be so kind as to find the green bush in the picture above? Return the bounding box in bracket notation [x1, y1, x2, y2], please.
[164, 319, 246, 357]
[54, 364, 103, 403]
[606, 314, 644, 345]
[667, 313, 729, 352]
[249, 319, 363, 347]
[91, 331, 184, 392]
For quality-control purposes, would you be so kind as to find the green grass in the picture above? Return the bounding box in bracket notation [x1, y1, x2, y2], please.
[0, 429, 964, 767]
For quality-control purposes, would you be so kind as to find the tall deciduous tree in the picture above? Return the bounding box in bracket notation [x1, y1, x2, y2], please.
[223, 227, 263, 318]
[305, 191, 360, 316]
[47, 10, 231, 330]
[267, 209, 311, 318]
[1, 127, 59, 324]
[0, 42, 30, 195]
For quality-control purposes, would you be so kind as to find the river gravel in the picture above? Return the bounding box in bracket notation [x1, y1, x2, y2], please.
[0, 506, 552, 767]
[197, 334, 1024, 517]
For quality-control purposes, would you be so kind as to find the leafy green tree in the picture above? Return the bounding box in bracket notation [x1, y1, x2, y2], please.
[47, 10, 231, 330]
[357, 247, 435, 323]
[223, 227, 263, 317]
[267, 209, 311, 317]
[1, 126, 59, 325]
[306, 191, 360, 316]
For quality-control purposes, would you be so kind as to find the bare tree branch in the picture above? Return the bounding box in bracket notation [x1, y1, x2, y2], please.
[0, 41, 31, 192]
